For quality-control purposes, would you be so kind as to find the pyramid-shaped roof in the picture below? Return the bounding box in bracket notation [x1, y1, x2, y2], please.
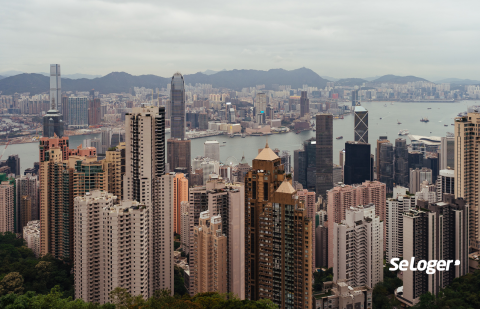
[254, 140, 279, 161]
[276, 179, 296, 194]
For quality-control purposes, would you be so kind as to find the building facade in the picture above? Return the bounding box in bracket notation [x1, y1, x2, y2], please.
[170, 73, 186, 140]
[316, 114, 333, 198]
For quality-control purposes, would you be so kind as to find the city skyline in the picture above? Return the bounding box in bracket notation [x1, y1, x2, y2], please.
[2, 1, 480, 80]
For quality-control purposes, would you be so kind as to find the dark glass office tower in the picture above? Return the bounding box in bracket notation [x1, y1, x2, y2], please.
[316, 114, 333, 198]
[43, 64, 64, 138]
[394, 138, 409, 187]
[170, 72, 186, 140]
[300, 91, 309, 117]
[379, 142, 394, 192]
[344, 141, 371, 185]
[354, 106, 368, 143]
[351, 89, 359, 106]
[294, 138, 316, 190]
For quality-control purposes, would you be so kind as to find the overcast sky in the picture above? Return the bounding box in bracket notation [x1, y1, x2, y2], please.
[1, 0, 479, 80]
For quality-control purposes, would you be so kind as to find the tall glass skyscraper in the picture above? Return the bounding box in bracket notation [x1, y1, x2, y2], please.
[354, 106, 368, 143]
[170, 73, 186, 140]
[316, 114, 333, 198]
[50, 64, 61, 110]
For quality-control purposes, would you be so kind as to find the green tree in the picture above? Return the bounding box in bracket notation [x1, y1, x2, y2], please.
[0, 272, 24, 295]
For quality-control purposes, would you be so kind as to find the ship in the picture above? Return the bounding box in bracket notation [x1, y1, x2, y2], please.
[427, 108, 432, 109]
[398, 129, 409, 136]
[241, 134, 246, 138]
[336, 136, 343, 140]
[397, 120, 401, 125]
[420, 118, 429, 122]
[444, 124, 448, 127]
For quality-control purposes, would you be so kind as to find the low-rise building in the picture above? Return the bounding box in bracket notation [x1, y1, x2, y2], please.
[313, 280, 372, 309]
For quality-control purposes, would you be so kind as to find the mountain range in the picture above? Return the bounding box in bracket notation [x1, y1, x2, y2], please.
[0, 68, 477, 96]
[434, 78, 480, 85]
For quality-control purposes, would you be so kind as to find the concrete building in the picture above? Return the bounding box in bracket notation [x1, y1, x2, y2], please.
[415, 183, 437, 204]
[314, 280, 372, 309]
[400, 194, 469, 306]
[316, 114, 333, 198]
[409, 167, 433, 194]
[188, 179, 245, 298]
[439, 136, 454, 170]
[16, 173, 39, 229]
[455, 113, 480, 248]
[192, 157, 219, 185]
[68, 97, 89, 127]
[436, 169, 454, 202]
[124, 105, 166, 205]
[180, 201, 189, 252]
[333, 204, 383, 288]
[88, 99, 101, 126]
[327, 181, 386, 267]
[6, 154, 20, 176]
[298, 189, 316, 271]
[170, 73, 186, 140]
[245, 143, 312, 308]
[386, 186, 414, 262]
[0, 178, 14, 233]
[300, 91, 309, 117]
[254, 92, 268, 114]
[191, 211, 227, 295]
[379, 142, 394, 192]
[23, 220, 40, 257]
[204, 140, 220, 161]
[173, 173, 188, 234]
[103, 143, 126, 201]
[74, 191, 150, 304]
[315, 210, 328, 268]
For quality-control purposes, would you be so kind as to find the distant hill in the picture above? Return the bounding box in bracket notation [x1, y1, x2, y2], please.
[0, 68, 329, 95]
[321, 75, 338, 81]
[363, 75, 381, 81]
[202, 69, 226, 75]
[334, 78, 367, 87]
[0, 75, 4, 80]
[371, 74, 428, 84]
[435, 78, 480, 85]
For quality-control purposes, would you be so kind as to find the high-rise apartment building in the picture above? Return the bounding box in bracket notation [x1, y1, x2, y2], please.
[333, 204, 383, 288]
[180, 201, 189, 252]
[344, 141, 372, 185]
[173, 173, 188, 234]
[191, 211, 228, 295]
[316, 114, 333, 198]
[354, 106, 368, 143]
[401, 195, 468, 306]
[394, 138, 409, 187]
[327, 181, 386, 267]
[167, 139, 191, 175]
[23, 220, 40, 257]
[16, 173, 39, 228]
[440, 136, 454, 170]
[300, 91, 309, 117]
[254, 92, 268, 114]
[297, 189, 316, 271]
[386, 186, 414, 262]
[245, 144, 312, 308]
[68, 97, 89, 127]
[188, 179, 245, 298]
[454, 113, 480, 248]
[170, 73, 186, 140]
[74, 191, 150, 304]
[436, 169, 454, 202]
[375, 137, 389, 179]
[6, 155, 20, 176]
[103, 143, 125, 201]
[409, 167, 432, 194]
[204, 140, 220, 161]
[0, 177, 14, 233]
[124, 106, 166, 205]
[351, 89, 359, 107]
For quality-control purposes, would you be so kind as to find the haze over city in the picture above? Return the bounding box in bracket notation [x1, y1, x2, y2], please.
[2, 0, 480, 80]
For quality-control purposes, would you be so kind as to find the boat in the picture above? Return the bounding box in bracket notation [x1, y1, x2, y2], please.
[230, 134, 234, 138]
[223, 141, 227, 143]
[379, 118, 382, 120]
[427, 108, 432, 109]
[336, 136, 343, 140]
[398, 129, 409, 136]
[384, 104, 387, 107]
[420, 118, 429, 122]
[444, 124, 448, 127]
[241, 134, 246, 138]
[391, 102, 394, 105]
[397, 120, 401, 125]
[451, 124, 454, 126]
[296, 131, 301, 134]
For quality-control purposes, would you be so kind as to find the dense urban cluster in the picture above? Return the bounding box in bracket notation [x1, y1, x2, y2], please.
[0, 64, 479, 309]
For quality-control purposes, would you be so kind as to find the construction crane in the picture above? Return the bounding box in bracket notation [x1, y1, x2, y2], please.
[0, 132, 10, 161]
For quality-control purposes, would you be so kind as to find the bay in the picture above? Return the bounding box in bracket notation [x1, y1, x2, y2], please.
[1, 101, 476, 175]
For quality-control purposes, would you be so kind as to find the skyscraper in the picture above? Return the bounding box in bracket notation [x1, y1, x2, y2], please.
[50, 64, 61, 111]
[294, 138, 316, 191]
[254, 92, 268, 114]
[0, 176, 14, 233]
[375, 137, 389, 179]
[170, 72, 186, 140]
[124, 106, 166, 204]
[394, 138, 409, 187]
[300, 91, 309, 117]
[167, 139, 191, 175]
[204, 140, 220, 161]
[191, 211, 228, 295]
[16, 173, 39, 229]
[6, 155, 20, 176]
[344, 141, 371, 185]
[333, 204, 383, 288]
[436, 169, 454, 202]
[351, 89, 359, 107]
[379, 142, 394, 192]
[173, 173, 188, 234]
[354, 106, 368, 143]
[245, 143, 312, 308]
[68, 97, 89, 127]
[88, 98, 101, 126]
[316, 114, 333, 198]
[440, 136, 454, 170]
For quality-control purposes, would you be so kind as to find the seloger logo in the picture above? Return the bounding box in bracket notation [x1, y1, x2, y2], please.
[389, 258, 461, 274]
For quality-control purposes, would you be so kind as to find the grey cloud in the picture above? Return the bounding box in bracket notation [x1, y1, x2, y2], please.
[1, 0, 479, 80]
